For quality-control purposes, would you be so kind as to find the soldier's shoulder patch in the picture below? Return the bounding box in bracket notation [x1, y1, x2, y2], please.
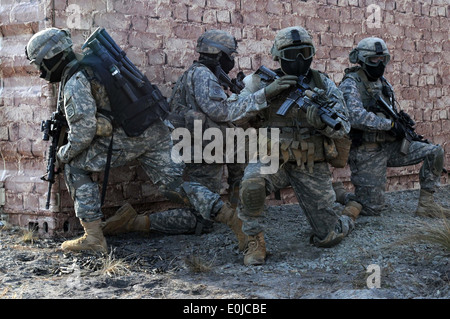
[66, 105, 75, 119]
[208, 78, 227, 101]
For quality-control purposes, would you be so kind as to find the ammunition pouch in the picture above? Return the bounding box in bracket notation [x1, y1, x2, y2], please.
[350, 127, 395, 147]
[363, 130, 396, 144]
[278, 129, 325, 173]
[326, 137, 352, 168]
[95, 113, 113, 137]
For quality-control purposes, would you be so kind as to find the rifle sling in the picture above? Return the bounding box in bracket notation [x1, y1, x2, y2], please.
[101, 134, 114, 207]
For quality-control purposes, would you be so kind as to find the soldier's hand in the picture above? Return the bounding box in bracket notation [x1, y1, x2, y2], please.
[389, 120, 405, 138]
[264, 75, 298, 99]
[306, 104, 326, 130]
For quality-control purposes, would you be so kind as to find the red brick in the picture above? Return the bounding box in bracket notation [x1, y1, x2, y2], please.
[1, 0, 449, 233]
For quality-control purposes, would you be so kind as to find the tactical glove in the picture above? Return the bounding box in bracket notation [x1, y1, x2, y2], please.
[264, 75, 298, 99]
[389, 120, 405, 138]
[306, 104, 326, 130]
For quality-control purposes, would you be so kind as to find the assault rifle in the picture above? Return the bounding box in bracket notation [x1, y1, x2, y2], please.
[375, 94, 428, 155]
[40, 87, 67, 209]
[218, 69, 245, 94]
[255, 66, 344, 130]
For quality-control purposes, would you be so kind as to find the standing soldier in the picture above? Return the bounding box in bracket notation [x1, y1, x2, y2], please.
[237, 26, 356, 266]
[337, 37, 449, 218]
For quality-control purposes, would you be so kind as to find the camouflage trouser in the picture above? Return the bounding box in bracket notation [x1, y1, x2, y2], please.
[64, 120, 218, 224]
[142, 163, 245, 235]
[148, 207, 200, 234]
[237, 160, 354, 242]
[185, 162, 245, 203]
[348, 140, 444, 215]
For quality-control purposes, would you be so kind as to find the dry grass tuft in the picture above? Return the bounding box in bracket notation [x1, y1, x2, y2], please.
[184, 254, 214, 273]
[410, 218, 450, 251]
[100, 250, 130, 277]
[21, 228, 38, 244]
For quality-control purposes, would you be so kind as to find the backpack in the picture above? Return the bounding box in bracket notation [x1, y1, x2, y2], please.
[79, 27, 169, 137]
[68, 28, 170, 206]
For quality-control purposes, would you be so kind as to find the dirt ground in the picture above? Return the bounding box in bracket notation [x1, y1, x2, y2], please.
[0, 186, 449, 307]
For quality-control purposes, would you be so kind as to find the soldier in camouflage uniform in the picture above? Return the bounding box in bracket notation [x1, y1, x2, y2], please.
[237, 27, 356, 266]
[25, 28, 247, 253]
[161, 29, 297, 249]
[102, 29, 296, 250]
[337, 37, 449, 217]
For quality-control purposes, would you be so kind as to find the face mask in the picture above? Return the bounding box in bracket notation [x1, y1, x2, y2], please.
[364, 61, 386, 80]
[40, 52, 67, 83]
[280, 57, 312, 77]
[219, 53, 235, 74]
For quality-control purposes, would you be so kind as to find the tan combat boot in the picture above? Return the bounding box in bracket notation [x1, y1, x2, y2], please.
[61, 219, 107, 253]
[341, 200, 363, 221]
[214, 202, 248, 251]
[102, 203, 150, 235]
[244, 232, 266, 266]
[415, 189, 450, 218]
[332, 181, 348, 205]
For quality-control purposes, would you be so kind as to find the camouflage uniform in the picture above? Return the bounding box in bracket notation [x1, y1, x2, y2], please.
[25, 28, 222, 238]
[59, 60, 219, 228]
[339, 37, 446, 216]
[167, 30, 269, 228]
[237, 27, 355, 257]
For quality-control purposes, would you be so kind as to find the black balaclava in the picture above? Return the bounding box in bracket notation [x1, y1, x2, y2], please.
[40, 51, 73, 83]
[280, 57, 312, 77]
[219, 53, 235, 74]
[198, 53, 220, 72]
[363, 61, 386, 81]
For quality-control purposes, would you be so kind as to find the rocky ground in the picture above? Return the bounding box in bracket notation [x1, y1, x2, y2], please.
[0, 186, 449, 307]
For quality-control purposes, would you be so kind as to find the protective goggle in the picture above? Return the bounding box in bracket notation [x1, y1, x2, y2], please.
[363, 54, 390, 67]
[200, 37, 237, 60]
[279, 45, 315, 61]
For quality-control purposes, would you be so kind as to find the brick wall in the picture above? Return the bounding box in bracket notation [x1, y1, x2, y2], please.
[1, 0, 448, 236]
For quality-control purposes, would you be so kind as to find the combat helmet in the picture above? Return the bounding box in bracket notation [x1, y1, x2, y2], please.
[25, 28, 73, 69]
[271, 26, 316, 61]
[349, 37, 390, 66]
[196, 29, 237, 59]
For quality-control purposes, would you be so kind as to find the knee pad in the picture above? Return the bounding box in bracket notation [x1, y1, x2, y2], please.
[240, 178, 266, 216]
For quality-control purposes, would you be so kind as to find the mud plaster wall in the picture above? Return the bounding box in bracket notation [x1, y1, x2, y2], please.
[0, 0, 448, 236]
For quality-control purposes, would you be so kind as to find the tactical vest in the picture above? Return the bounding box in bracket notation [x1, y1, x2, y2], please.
[342, 66, 396, 144]
[168, 62, 233, 163]
[256, 69, 330, 172]
[169, 62, 228, 132]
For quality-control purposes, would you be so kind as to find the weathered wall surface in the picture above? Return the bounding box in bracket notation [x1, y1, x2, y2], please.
[1, 0, 448, 236]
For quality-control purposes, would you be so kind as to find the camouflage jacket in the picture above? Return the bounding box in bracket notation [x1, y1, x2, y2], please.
[339, 67, 393, 132]
[169, 61, 268, 129]
[240, 68, 350, 140]
[57, 60, 121, 164]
